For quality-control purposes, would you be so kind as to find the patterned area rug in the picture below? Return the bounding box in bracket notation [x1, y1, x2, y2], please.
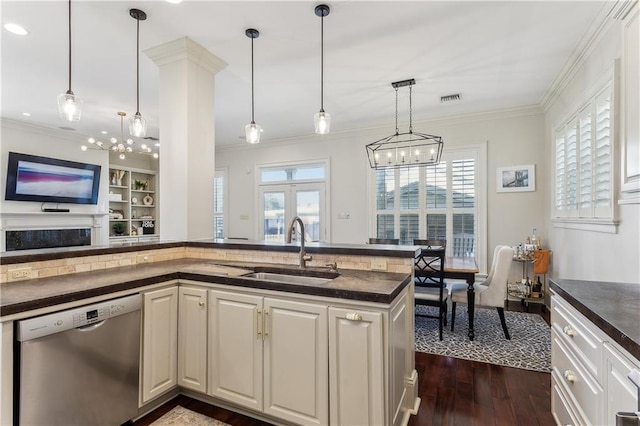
[151, 406, 229, 426]
[415, 305, 551, 372]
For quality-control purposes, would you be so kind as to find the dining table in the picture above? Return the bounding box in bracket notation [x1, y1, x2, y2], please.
[443, 255, 479, 340]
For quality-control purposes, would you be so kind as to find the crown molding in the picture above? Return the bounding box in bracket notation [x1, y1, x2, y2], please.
[216, 105, 543, 152]
[540, 1, 629, 111]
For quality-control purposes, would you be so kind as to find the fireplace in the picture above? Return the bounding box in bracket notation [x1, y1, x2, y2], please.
[5, 228, 92, 251]
[0, 211, 108, 251]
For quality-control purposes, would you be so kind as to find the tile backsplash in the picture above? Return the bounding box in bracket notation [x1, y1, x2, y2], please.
[1, 245, 413, 284]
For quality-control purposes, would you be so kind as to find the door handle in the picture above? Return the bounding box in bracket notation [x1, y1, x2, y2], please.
[256, 309, 262, 339]
[264, 310, 269, 337]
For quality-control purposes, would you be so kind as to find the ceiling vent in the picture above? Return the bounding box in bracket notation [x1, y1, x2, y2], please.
[440, 93, 461, 103]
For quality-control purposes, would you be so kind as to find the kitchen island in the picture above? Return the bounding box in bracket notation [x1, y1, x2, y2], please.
[1, 240, 420, 426]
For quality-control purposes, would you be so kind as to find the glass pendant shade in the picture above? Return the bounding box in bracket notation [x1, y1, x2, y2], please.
[245, 122, 261, 144]
[129, 112, 147, 137]
[57, 90, 82, 121]
[314, 110, 331, 134]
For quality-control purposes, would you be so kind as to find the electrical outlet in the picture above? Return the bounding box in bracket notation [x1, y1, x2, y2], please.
[371, 259, 387, 271]
[9, 269, 32, 281]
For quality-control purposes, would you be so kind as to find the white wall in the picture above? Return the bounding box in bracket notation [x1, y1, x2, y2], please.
[216, 108, 546, 274]
[545, 15, 640, 284]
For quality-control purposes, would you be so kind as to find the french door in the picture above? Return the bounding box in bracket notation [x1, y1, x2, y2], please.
[259, 183, 326, 242]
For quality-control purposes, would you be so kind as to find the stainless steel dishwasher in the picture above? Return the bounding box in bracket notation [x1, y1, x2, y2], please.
[15, 294, 142, 426]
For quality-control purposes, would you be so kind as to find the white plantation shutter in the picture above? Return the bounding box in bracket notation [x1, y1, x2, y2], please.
[372, 148, 481, 257]
[556, 135, 565, 211]
[565, 123, 578, 214]
[578, 111, 592, 214]
[594, 92, 612, 216]
[554, 81, 613, 221]
[451, 159, 475, 209]
[213, 171, 225, 239]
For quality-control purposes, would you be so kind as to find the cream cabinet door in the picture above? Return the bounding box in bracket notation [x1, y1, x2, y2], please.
[604, 342, 640, 424]
[263, 298, 328, 426]
[141, 286, 178, 404]
[328, 307, 384, 426]
[208, 290, 263, 411]
[178, 286, 208, 393]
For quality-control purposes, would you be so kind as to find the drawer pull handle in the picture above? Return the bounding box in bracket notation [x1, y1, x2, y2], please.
[563, 326, 575, 337]
[199, 301, 205, 307]
[345, 312, 362, 321]
[563, 370, 577, 383]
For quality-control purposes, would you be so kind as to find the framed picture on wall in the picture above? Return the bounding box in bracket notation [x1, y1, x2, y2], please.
[496, 164, 535, 192]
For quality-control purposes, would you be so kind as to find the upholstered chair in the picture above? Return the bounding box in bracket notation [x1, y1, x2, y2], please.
[450, 245, 515, 339]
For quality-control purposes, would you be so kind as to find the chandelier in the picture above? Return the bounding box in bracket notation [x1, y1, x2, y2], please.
[81, 111, 158, 159]
[365, 79, 443, 169]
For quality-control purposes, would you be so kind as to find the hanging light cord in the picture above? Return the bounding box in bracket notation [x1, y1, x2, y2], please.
[251, 35, 255, 124]
[409, 85, 413, 134]
[66, 0, 72, 93]
[320, 12, 325, 112]
[135, 16, 140, 115]
[394, 87, 399, 136]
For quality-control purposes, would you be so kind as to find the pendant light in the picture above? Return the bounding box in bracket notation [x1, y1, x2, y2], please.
[129, 9, 147, 137]
[245, 28, 261, 144]
[314, 4, 330, 134]
[57, 0, 82, 121]
[365, 79, 443, 169]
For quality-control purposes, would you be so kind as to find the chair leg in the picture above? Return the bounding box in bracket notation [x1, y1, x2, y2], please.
[451, 302, 456, 331]
[438, 311, 443, 340]
[497, 307, 511, 340]
[444, 302, 448, 326]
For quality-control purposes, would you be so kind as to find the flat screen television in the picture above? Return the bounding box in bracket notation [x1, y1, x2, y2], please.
[5, 152, 101, 205]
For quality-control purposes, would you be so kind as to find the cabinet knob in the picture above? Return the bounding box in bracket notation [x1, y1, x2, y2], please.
[345, 312, 362, 321]
[563, 370, 577, 383]
[562, 325, 575, 337]
[199, 301, 205, 307]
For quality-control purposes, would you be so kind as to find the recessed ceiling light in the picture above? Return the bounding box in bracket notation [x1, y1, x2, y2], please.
[154, 143, 160, 147]
[4, 23, 29, 36]
[166, 0, 183, 4]
[101, 130, 108, 134]
[22, 112, 31, 117]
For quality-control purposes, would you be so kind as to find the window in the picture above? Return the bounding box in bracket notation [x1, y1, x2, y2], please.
[372, 145, 486, 265]
[554, 82, 613, 222]
[258, 160, 329, 242]
[213, 170, 226, 239]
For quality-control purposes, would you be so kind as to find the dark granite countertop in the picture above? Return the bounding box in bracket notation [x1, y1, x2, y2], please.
[549, 278, 640, 361]
[1, 258, 411, 318]
[0, 239, 419, 265]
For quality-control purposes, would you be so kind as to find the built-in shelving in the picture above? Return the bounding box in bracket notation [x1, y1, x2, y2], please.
[108, 166, 158, 240]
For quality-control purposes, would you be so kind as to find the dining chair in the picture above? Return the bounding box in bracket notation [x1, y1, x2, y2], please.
[414, 246, 447, 340]
[368, 238, 400, 245]
[449, 245, 515, 339]
[413, 239, 446, 250]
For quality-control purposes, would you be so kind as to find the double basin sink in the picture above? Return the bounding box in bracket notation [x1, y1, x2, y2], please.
[241, 268, 340, 286]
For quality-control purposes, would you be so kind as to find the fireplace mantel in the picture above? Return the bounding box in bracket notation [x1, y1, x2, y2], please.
[0, 211, 109, 251]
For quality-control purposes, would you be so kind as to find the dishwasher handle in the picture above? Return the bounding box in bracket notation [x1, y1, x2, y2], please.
[76, 320, 107, 332]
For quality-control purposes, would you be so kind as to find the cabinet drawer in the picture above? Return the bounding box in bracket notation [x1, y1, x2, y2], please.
[552, 328, 603, 425]
[551, 297, 603, 380]
[552, 373, 583, 426]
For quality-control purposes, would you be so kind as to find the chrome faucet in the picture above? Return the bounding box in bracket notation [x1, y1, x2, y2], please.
[286, 216, 312, 268]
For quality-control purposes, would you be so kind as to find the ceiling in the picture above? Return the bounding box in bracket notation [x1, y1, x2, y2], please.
[1, 1, 608, 150]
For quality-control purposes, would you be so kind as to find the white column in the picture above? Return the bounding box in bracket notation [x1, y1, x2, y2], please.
[146, 37, 227, 241]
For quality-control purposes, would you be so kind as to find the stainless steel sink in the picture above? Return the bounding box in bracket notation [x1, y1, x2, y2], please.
[242, 272, 331, 285]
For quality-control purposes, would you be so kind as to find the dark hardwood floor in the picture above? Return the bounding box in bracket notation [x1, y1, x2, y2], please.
[134, 303, 552, 426]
